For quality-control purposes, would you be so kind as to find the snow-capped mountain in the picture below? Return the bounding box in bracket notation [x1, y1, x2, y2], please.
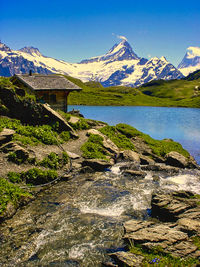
[178, 47, 200, 76]
[0, 40, 184, 87]
[80, 39, 139, 63]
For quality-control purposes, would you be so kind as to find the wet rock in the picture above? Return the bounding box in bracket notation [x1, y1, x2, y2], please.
[151, 191, 199, 222]
[124, 219, 199, 258]
[118, 150, 140, 163]
[141, 163, 179, 174]
[80, 166, 94, 173]
[121, 191, 200, 261]
[82, 159, 112, 171]
[110, 251, 144, 267]
[0, 128, 15, 146]
[122, 170, 146, 178]
[139, 155, 155, 165]
[165, 151, 188, 168]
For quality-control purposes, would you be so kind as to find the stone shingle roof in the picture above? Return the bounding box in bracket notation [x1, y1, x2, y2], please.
[15, 74, 82, 91]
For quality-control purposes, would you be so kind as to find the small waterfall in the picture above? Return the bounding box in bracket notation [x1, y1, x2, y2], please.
[0, 165, 200, 266]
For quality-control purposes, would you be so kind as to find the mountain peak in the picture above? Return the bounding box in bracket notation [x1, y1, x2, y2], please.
[19, 46, 42, 57]
[186, 46, 200, 59]
[80, 40, 139, 64]
[0, 41, 11, 52]
[178, 46, 200, 75]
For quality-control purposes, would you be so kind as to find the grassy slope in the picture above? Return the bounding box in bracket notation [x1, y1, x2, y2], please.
[66, 73, 200, 108]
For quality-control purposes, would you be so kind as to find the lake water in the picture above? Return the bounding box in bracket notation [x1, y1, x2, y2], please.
[69, 105, 200, 164]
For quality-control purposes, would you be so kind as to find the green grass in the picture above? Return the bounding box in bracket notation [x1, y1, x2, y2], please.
[8, 151, 28, 165]
[99, 125, 135, 150]
[140, 77, 200, 100]
[65, 74, 200, 108]
[8, 168, 58, 185]
[81, 134, 109, 160]
[129, 243, 199, 266]
[0, 177, 31, 216]
[0, 117, 73, 146]
[69, 117, 90, 130]
[116, 123, 190, 158]
[38, 152, 69, 169]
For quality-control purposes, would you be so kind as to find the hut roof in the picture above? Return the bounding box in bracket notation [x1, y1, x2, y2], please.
[15, 74, 82, 91]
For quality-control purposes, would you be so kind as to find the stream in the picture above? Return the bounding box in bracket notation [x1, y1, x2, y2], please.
[0, 163, 200, 266]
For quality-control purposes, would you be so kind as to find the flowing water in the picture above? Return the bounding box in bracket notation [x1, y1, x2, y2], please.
[0, 164, 200, 266]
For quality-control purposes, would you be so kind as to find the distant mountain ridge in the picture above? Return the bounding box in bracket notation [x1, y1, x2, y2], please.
[0, 39, 191, 87]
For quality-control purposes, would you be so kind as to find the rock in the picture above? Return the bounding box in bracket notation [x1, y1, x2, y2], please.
[122, 170, 146, 178]
[80, 166, 94, 173]
[122, 191, 200, 260]
[177, 218, 200, 234]
[0, 128, 15, 146]
[141, 163, 179, 174]
[118, 150, 140, 163]
[139, 155, 155, 165]
[110, 251, 144, 267]
[87, 129, 119, 155]
[165, 151, 188, 168]
[68, 116, 80, 124]
[124, 219, 199, 258]
[82, 159, 112, 171]
[66, 151, 80, 159]
[42, 104, 78, 138]
[151, 191, 199, 222]
[1, 142, 29, 162]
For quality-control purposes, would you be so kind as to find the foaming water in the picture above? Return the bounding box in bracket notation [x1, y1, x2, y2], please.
[161, 173, 200, 194]
[0, 166, 199, 266]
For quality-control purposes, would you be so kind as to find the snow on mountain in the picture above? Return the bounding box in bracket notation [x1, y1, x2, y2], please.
[178, 46, 200, 76]
[19, 47, 43, 57]
[80, 39, 139, 63]
[0, 40, 184, 87]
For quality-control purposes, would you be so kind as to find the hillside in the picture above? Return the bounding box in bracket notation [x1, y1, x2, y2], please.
[67, 73, 200, 108]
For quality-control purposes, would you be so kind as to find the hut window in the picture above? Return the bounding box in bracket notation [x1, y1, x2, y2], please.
[50, 94, 57, 103]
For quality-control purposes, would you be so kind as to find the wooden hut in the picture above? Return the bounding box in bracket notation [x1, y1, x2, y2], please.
[13, 73, 82, 112]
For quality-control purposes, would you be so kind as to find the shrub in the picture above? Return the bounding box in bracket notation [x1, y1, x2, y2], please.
[39, 152, 69, 169]
[100, 125, 135, 150]
[8, 151, 28, 164]
[81, 134, 109, 160]
[59, 131, 71, 142]
[7, 168, 58, 185]
[70, 118, 90, 130]
[0, 177, 31, 215]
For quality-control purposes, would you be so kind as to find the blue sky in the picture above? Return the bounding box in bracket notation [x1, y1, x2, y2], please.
[1, 0, 200, 66]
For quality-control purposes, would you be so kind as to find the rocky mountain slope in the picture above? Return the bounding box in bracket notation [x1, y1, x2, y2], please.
[0, 40, 184, 87]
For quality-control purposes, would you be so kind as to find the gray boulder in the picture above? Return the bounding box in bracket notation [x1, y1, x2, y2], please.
[122, 169, 146, 178]
[0, 128, 15, 146]
[82, 159, 112, 171]
[118, 150, 140, 163]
